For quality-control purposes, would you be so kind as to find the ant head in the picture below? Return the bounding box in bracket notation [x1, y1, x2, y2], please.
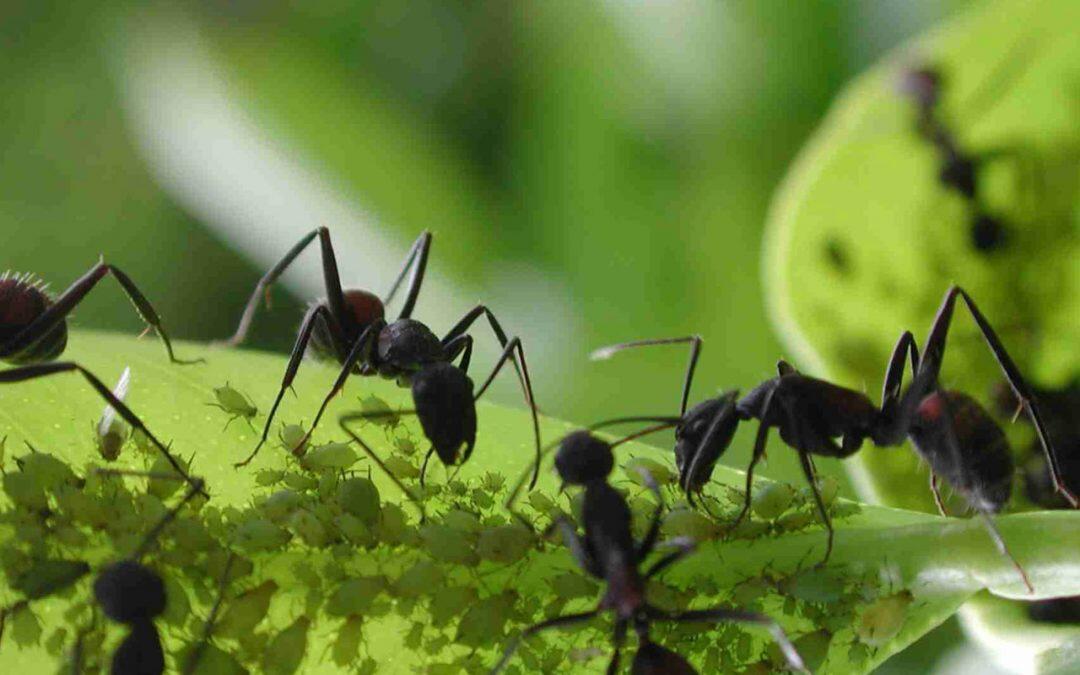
[412, 362, 476, 466]
[93, 560, 167, 625]
[0, 273, 66, 362]
[554, 431, 614, 486]
[898, 66, 943, 109]
[631, 637, 697, 675]
[673, 392, 739, 493]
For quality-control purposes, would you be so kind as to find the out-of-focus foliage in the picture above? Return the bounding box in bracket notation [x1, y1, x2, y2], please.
[1, 332, 1077, 673]
[766, 0, 1080, 669]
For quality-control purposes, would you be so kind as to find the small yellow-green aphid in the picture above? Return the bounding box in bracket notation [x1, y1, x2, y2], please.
[207, 383, 258, 430]
[94, 366, 130, 461]
[217, 580, 278, 640]
[476, 524, 533, 564]
[300, 442, 358, 471]
[358, 395, 400, 428]
[278, 423, 308, 458]
[330, 615, 364, 668]
[337, 478, 380, 526]
[856, 590, 913, 647]
[393, 561, 444, 599]
[326, 577, 386, 618]
[261, 616, 310, 675]
[752, 482, 796, 520]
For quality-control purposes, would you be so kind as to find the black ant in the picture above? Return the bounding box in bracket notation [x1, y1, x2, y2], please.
[593, 286, 1076, 586]
[0, 265, 204, 494]
[220, 228, 541, 484]
[494, 427, 807, 674]
[92, 470, 206, 675]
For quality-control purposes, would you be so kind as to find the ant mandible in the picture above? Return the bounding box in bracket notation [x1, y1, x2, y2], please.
[0, 263, 204, 494]
[494, 427, 807, 674]
[221, 228, 541, 489]
[594, 286, 1076, 581]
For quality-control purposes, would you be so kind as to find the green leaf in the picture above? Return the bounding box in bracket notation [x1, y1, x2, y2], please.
[765, 0, 1080, 668]
[0, 331, 1077, 673]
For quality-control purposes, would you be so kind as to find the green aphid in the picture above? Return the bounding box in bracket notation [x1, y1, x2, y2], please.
[337, 477, 380, 526]
[373, 503, 410, 545]
[331, 616, 364, 668]
[334, 513, 373, 547]
[623, 457, 675, 486]
[420, 524, 477, 565]
[206, 550, 253, 585]
[233, 518, 292, 552]
[856, 590, 914, 647]
[476, 524, 533, 564]
[781, 567, 847, 603]
[277, 423, 308, 458]
[526, 492, 559, 516]
[455, 591, 517, 649]
[394, 435, 418, 456]
[147, 454, 190, 500]
[470, 488, 494, 510]
[729, 517, 770, 540]
[751, 482, 796, 520]
[44, 626, 67, 656]
[384, 455, 420, 479]
[662, 508, 721, 541]
[180, 643, 248, 675]
[16, 450, 79, 494]
[261, 616, 310, 675]
[430, 586, 478, 627]
[300, 442, 358, 471]
[404, 621, 425, 649]
[207, 383, 259, 430]
[358, 395, 400, 428]
[282, 472, 318, 492]
[394, 561, 444, 599]
[288, 509, 329, 547]
[217, 580, 278, 639]
[261, 490, 304, 523]
[11, 559, 89, 600]
[548, 572, 597, 601]
[255, 469, 286, 487]
[316, 472, 337, 502]
[325, 577, 385, 618]
[172, 517, 214, 552]
[443, 509, 483, 536]
[776, 510, 815, 532]
[355, 658, 377, 675]
[94, 366, 131, 461]
[162, 574, 190, 628]
[3, 471, 48, 511]
[424, 634, 450, 655]
[480, 472, 506, 493]
[799, 475, 840, 509]
[9, 603, 42, 647]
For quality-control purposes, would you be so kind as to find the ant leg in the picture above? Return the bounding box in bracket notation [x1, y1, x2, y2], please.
[976, 510, 1034, 594]
[881, 331, 920, 413]
[929, 473, 950, 517]
[0, 363, 203, 495]
[234, 305, 338, 468]
[490, 609, 599, 674]
[732, 390, 776, 530]
[607, 621, 628, 675]
[554, 518, 601, 577]
[796, 449, 834, 565]
[682, 391, 740, 507]
[591, 335, 703, 417]
[339, 412, 425, 521]
[633, 467, 664, 561]
[299, 322, 382, 448]
[418, 447, 436, 487]
[440, 304, 527, 387]
[119, 474, 207, 560]
[927, 286, 1077, 507]
[646, 606, 808, 674]
[0, 261, 201, 365]
[643, 538, 695, 579]
[471, 336, 542, 490]
[442, 334, 473, 373]
[182, 552, 236, 675]
[382, 231, 432, 319]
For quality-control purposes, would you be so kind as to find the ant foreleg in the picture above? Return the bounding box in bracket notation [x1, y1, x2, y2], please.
[646, 606, 808, 674]
[0, 363, 204, 496]
[300, 322, 381, 448]
[591, 335, 703, 417]
[235, 305, 337, 468]
[382, 231, 432, 320]
[0, 261, 200, 365]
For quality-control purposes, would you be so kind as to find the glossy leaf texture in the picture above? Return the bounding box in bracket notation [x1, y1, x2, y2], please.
[0, 332, 1076, 673]
[765, 0, 1080, 670]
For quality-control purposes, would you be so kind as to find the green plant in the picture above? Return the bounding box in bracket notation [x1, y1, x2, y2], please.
[0, 332, 1077, 673]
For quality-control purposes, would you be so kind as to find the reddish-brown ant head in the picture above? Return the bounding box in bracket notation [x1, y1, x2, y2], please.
[899, 66, 943, 110]
[910, 390, 1013, 512]
[555, 431, 614, 486]
[0, 273, 66, 364]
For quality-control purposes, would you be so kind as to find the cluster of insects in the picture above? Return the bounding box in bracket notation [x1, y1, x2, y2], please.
[0, 226, 1076, 673]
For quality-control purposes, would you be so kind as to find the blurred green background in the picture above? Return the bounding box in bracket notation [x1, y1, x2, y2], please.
[2, 0, 992, 670]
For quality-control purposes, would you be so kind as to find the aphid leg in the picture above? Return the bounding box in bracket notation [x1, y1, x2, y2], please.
[922, 286, 1077, 506]
[235, 305, 336, 468]
[645, 606, 808, 674]
[0, 260, 201, 364]
[681, 391, 739, 507]
[929, 473, 950, 517]
[339, 412, 425, 522]
[182, 552, 236, 675]
[470, 335, 542, 489]
[490, 610, 599, 674]
[219, 228, 347, 347]
[732, 389, 776, 530]
[590, 335, 703, 417]
[382, 230, 432, 319]
[300, 322, 382, 448]
[0, 363, 204, 496]
[643, 537, 696, 579]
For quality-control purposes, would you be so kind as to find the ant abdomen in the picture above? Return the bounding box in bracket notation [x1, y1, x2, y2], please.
[0, 275, 66, 364]
[910, 390, 1013, 511]
[412, 362, 476, 465]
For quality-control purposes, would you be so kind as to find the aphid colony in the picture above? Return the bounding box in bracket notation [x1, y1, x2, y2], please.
[0, 228, 1074, 673]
